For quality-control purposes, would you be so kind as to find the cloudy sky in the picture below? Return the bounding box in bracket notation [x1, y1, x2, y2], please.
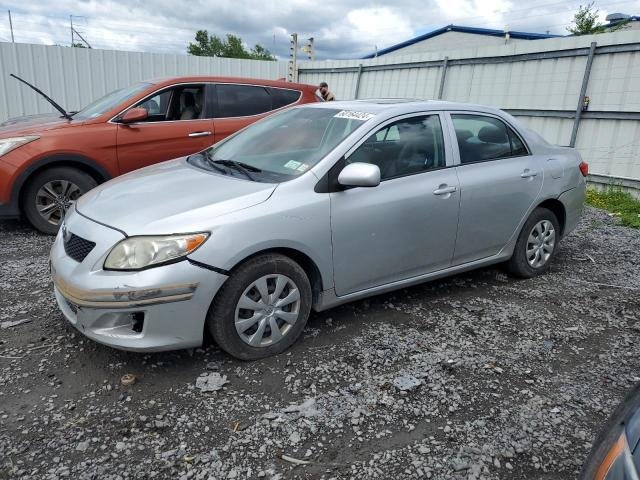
[0, 0, 638, 59]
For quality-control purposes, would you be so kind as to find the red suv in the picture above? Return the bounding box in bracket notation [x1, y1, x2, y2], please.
[0, 76, 320, 233]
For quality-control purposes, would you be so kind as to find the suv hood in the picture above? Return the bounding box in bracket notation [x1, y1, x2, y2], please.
[0, 114, 77, 136]
[76, 158, 277, 235]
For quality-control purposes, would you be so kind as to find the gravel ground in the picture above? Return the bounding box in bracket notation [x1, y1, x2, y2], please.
[1, 206, 639, 480]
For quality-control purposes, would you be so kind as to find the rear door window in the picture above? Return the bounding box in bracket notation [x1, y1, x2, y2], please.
[451, 114, 529, 164]
[269, 88, 301, 109]
[216, 84, 272, 118]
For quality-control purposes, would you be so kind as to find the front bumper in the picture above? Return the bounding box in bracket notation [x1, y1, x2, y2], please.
[50, 208, 227, 352]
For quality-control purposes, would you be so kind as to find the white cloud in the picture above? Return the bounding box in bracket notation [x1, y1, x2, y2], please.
[0, 0, 638, 58]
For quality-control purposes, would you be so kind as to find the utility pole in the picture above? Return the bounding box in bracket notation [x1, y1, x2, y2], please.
[73, 28, 91, 48]
[288, 33, 298, 82]
[69, 15, 91, 48]
[8, 10, 14, 42]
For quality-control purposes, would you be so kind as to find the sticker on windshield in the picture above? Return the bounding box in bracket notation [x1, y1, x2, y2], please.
[334, 110, 376, 121]
[284, 160, 302, 170]
[297, 163, 309, 172]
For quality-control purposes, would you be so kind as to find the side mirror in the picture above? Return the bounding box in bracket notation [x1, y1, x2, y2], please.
[119, 107, 148, 124]
[337, 162, 381, 188]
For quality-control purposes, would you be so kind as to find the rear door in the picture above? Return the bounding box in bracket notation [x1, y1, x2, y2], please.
[212, 84, 302, 143]
[115, 83, 214, 174]
[447, 112, 543, 264]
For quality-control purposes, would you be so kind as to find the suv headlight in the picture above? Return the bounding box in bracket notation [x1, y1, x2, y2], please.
[0, 136, 39, 157]
[104, 233, 209, 270]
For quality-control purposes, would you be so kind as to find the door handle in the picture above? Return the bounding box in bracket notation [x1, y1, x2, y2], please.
[188, 131, 212, 138]
[520, 169, 538, 178]
[433, 185, 457, 196]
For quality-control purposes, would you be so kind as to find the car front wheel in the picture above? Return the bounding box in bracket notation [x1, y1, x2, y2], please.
[23, 166, 97, 234]
[207, 254, 312, 360]
[506, 207, 560, 278]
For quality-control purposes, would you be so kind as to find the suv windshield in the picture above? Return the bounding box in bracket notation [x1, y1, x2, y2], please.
[189, 107, 372, 182]
[73, 82, 151, 120]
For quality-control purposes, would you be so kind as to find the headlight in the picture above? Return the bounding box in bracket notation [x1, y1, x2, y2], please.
[0, 136, 39, 157]
[104, 233, 209, 270]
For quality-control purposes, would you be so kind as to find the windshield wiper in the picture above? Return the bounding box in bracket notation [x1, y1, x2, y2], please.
[210, 159, 261, 181]
[10, 73, 73, 120]
[201, 152, 228, 175]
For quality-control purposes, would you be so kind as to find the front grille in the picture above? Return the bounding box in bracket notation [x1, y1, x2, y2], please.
[64, 233, 96, 263]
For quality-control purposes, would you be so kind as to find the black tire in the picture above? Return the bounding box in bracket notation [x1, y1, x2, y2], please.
[506, 207, 560, 278]
[22, 167, 97, 235]
[207, 254, 312, 361]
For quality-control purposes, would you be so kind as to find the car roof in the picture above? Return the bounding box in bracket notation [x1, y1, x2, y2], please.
[301, 99, 507, 116]
[145, 76, 317, 90]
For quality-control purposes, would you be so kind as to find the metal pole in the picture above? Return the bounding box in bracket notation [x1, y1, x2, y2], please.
[8, 10, 14, 42]
[353, 64, 363, 99]
[70, 15, 74, 46]
[570, 41, 597, 148]
[73, 28, 91, 48]
[288, 33, 298, 82]
[437, 56, 449, 100]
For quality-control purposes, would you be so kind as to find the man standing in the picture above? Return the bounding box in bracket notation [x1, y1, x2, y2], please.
[319, 82, 335, 101]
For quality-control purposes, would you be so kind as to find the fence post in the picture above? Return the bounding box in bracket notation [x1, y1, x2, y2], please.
[353, 63, 363, 99]
[570, 42, 597, 148]
[437, 56, 449, 100]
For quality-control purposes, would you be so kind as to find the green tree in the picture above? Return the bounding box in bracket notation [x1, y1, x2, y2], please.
[567, 2, 629, 35]
[188, 30, 275, 60]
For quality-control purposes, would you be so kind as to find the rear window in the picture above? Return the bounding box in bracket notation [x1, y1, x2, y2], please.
[269, 88, 301, 109]
[216, 84, 272, 118]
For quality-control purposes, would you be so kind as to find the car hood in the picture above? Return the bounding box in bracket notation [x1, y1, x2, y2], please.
[76, 158, 277, 235]
[0, 114, 77, 136]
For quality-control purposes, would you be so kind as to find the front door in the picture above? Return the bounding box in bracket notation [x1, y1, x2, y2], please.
[116, 83, 214, 174]
[330, 113, 460, 296]
[448, 113, 543, 264]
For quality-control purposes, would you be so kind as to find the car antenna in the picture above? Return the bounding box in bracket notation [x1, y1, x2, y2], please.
[10, 73, 72, 120]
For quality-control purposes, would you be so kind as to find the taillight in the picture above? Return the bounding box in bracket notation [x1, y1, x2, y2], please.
[579, 161, 589, 177]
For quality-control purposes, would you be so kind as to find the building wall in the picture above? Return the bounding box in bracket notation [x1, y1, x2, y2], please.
[381, 30, 530, 56]
[0, 42, 288, 123]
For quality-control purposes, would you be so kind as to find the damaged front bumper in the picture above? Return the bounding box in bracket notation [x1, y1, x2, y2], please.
[49, 208, 227, 352]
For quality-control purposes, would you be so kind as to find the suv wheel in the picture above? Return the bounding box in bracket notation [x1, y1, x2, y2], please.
[207, 254, 312, 360]
[23, 167, 97, 234]
[506, 207, 560, 278]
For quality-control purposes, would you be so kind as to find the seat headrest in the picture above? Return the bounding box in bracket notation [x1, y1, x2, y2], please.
[478, 125, 508, 144]
[455, 129, 473, 142]
[183, 91, 196, 107]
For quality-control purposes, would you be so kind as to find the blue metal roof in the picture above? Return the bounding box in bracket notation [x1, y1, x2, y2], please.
[362, 25, 562, 59]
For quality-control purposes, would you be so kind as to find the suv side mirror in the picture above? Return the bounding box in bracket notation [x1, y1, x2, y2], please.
[338, 162, 381, 188]
[119, 107, 148, 124]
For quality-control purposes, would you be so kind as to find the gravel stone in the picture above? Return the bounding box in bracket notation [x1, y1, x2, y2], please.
[1, 207, 639, 479]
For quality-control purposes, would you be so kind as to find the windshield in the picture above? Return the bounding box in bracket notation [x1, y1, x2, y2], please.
[189, 107, 372, 182]
[73, 82, 151, 120]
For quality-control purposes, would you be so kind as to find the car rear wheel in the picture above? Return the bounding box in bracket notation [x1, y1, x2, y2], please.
[506, 207, 560, 278]
[23, 167, 97, 235]
[207, 253, 312, 360]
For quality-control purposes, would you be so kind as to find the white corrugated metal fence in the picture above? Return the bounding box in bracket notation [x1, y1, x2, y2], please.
[0, 42, 288, 123]
[299, 30, 640, 184]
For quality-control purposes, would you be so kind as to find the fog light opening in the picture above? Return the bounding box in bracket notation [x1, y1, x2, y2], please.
[130, 312, 145, 333]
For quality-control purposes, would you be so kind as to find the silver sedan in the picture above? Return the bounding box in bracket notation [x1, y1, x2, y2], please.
[50, 100, 587, 359]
